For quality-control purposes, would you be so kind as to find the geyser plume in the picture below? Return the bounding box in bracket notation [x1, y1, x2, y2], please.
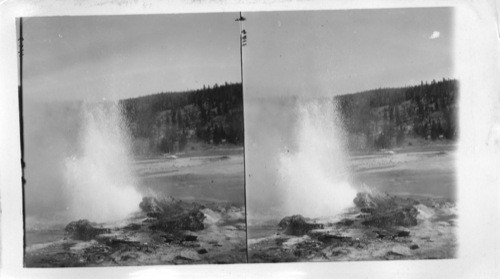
[65, 101, 142, 222]
[278, 98, 356, 218]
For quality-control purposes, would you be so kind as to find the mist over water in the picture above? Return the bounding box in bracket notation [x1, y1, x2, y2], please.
[246, 97, 356, 222]
[64, 102, 142, 223]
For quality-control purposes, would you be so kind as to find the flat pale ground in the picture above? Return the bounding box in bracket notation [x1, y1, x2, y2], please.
[349, 144, 456, 200]
[135, 148, 245, 206]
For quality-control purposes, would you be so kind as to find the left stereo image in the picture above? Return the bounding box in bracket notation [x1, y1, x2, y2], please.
[19, 14, 247, 267]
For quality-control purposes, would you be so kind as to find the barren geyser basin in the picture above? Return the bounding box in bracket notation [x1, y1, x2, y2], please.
[24, 95, 248, 267]
[17, 8, 462, 267]
[246, 95, 457, 263]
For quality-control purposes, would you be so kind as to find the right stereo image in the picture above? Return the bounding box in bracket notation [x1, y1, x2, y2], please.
[243, 7, 458, 263]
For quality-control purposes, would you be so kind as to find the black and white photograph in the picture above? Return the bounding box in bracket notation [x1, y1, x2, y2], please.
[20, 13, 247, 267]
[244, 8, 458, 262]
[1, 0, 500, 278]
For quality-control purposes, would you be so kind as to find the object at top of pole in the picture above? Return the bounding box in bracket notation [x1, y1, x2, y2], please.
[235, 12, 246, 21]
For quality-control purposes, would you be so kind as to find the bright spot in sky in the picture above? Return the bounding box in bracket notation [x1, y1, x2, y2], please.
[429, 31, 440, 39]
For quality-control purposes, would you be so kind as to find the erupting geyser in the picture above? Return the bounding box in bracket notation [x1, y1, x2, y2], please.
[278, 98, 357, 218]
[65, 101, 142, 223]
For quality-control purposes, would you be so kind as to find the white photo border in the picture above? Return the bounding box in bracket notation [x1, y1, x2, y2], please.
[1, 0, 499, 278]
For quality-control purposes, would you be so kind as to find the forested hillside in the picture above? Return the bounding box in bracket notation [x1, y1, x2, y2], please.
[336, 78, 458, 150]
[120, 79, 457, 155]
[120, 83, 243, 155]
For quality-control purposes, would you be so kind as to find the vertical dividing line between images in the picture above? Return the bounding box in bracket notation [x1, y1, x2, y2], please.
[17, 16, 27, 265]
[236, 11, 249, 263]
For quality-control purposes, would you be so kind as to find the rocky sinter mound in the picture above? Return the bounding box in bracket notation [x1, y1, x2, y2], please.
[249, 192, 457, 263]
[354, 192, 419, 227]
[25, 196, 247, 267]
[140, 197, 206, 233]
[65, 219, 111, 241]
[278, 215, 324, 236]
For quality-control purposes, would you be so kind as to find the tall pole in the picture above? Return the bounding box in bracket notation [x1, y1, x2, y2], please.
[237, 12, 246, 85]
[235, 11, 247, 261]
[239, 12, 244, 85]
[18, 17, 24, 159]
[19, 18, 23, 89]
[18, 17, 27, 261]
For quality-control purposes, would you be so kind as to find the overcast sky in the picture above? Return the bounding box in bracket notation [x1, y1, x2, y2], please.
[23, 8, 453, 102]
[23, 13, 241, 102]
[243, 7, 454, 98]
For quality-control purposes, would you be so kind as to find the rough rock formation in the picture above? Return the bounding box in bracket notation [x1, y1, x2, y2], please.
[278, 215, 323, 236]
[140, 196, 206, 233]
[27, 199, 247, 267]
[65, 219, 110, 241]
[139, 197, 164, 214]
[362, 206, 419, 227]
[149, 210, 206, 233]
[354, 192, 419, 228]
[249, 193, 456, 263]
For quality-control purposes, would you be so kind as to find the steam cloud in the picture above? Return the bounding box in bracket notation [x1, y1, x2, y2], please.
[245, 97, 356, 222]
[64, 102, 142, 222]
[277, 99, 357, 217]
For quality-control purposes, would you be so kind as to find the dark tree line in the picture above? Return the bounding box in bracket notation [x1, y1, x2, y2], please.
[120, 82, 244, 154]
[336, 78, 458, 150]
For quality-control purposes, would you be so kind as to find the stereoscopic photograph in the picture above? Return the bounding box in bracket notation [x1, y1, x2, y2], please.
[19, 6, 459, 268]
[20, 13, 247, 267]
[244, 8, 458, 262]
